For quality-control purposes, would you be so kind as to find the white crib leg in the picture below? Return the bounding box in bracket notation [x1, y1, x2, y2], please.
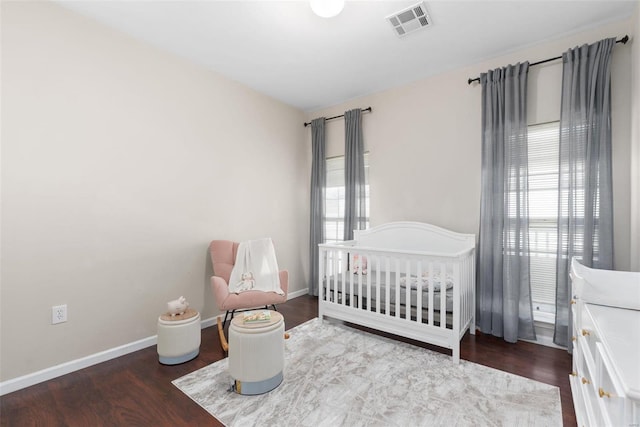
[452, 344, 460, 364]
[471, 254, 476, 336]
[318, 248, 325, 322]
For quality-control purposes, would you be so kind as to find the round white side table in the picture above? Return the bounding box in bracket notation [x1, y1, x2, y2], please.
[157, 308, 201, 365]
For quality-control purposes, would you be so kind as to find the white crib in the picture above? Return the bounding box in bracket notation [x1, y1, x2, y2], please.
[318, 222, 476, 363]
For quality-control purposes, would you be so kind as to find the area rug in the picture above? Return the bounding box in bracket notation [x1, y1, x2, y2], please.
[173, 318, 561, 426]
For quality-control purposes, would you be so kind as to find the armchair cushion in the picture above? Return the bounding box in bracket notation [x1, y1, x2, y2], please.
[210, 240, 239, 284]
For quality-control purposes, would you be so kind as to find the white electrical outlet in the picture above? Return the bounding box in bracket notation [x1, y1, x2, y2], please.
[52, 304, 67, 324]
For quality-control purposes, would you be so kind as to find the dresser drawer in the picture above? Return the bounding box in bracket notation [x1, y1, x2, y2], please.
[577, 334, 598, 385]
[580, 306, 599, 360]
[571, 299, 579, 331]
[571, 370, 601, 427]
[570, 373, 590, 427]
[574, 338, 601, 425]
[595, 342, 624, 426]
[572, 336, 582, 376]
[569, 296, 640, 427]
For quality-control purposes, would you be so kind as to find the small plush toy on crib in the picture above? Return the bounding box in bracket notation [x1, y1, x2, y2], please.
[352, 254, 368, 275]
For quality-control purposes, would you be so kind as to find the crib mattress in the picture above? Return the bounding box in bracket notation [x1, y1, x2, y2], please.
[322, 272, 454, 312]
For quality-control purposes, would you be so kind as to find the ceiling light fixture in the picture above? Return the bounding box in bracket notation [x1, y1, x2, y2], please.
[310, 0, 345, 18]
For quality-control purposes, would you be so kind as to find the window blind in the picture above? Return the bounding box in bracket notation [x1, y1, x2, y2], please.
[528, 122, 559, 312]
[324, 153, 370, 244]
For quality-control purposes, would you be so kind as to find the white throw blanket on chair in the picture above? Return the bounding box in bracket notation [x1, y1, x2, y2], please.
[228, 238, 284, 295]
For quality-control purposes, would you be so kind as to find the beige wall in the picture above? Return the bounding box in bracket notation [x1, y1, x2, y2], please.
[308, 19, 634, 271]
[631, 1, 640, 271]
[0, 2, 307, 382]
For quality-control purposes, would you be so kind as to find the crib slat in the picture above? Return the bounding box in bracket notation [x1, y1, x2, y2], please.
[439, 262, 446, 329]
[331, 250, 337, 304]
[349, 253, 355, 308]
[325, 249, 330, 303]
[405, 260, 411, 320]
[395, 258, 400, 319]
[328, 250, 333, 302]
[375, 256, 380, 313]
[416, 261, 423, 324]
[453, 260, 461, 335]
[326, 249, 330, 301]
[357, 255, 363, 310]
[366, 254, 371, 312]
[385, 257, 391, 317]
[428, 262, 434, 326]
[340, 251, 346, 306]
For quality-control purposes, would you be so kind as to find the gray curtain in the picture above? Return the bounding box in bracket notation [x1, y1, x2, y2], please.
[344, 109, 367, 241]
[478, 62, 536, 343]
[554, 38, 615, 348]
[309, 118, 326, 296]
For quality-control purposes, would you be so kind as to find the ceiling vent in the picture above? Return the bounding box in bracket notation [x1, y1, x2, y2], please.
[386, 1, 432, 38]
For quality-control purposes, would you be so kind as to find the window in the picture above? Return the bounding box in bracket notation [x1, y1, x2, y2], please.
[324, 153, 370, 244]
[557, 123, 599, 265]
[528, 122, 559, 321]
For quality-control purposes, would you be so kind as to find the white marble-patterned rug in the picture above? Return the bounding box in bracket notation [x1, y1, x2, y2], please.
[173, 318, 561, 426]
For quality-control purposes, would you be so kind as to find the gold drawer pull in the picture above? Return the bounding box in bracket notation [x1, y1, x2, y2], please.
[581, 329, 590, 336]
[570, 299, 576, 305]
[581, 377, 590, 385]
[571, 336, 576, 342]
[598, 388, 612, 398]
[570, 371, 577, 377]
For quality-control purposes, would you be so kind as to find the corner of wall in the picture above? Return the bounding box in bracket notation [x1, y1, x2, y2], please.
[631, 1, 640, 271]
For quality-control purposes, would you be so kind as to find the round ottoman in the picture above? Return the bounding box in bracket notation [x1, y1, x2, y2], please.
[157, 308, 201, 365]
[228, 310, 284, 395]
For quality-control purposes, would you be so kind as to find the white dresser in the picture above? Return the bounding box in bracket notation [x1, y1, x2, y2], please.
[570, 293, 640, 426]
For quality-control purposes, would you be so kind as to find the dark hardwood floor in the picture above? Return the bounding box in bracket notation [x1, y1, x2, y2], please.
[1, 295, 575, 426]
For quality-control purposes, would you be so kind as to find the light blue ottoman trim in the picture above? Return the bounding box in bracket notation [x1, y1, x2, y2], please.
[232, 371, 283, 395]
[158, 349, 199, 365]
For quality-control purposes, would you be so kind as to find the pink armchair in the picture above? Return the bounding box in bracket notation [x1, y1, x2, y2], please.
[209, 240, 288, 347]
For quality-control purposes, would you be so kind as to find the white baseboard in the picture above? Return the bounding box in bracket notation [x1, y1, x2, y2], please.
[287, 288, 309, 299]
[0, 334, 159, 396]
[521, 319, 567, 350]
[0, 291, 309, 396]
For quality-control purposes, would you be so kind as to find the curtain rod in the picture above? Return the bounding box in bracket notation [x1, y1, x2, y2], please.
[467, 35, 629, 85]
[304, 107, 372, 127]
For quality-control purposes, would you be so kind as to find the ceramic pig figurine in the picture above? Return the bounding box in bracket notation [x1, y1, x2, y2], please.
[167, 296, 189, 316]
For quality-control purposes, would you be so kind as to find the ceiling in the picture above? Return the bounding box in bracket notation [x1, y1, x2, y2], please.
[57, 0, 636, 112]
